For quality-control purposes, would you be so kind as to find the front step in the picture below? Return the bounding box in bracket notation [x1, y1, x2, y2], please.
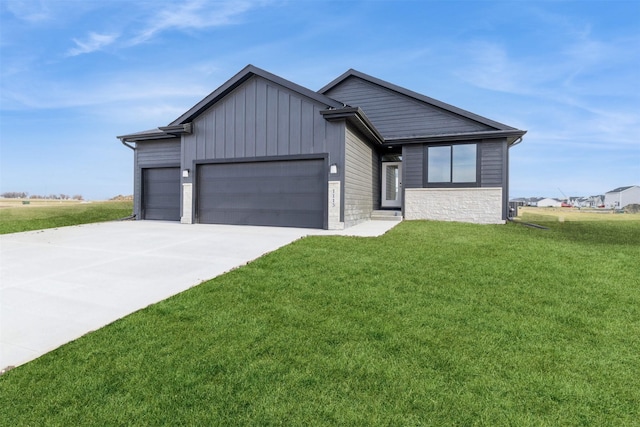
[371, 210, 403, 221]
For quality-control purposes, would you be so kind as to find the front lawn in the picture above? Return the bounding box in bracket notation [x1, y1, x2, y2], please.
[0, 200, 133, 234]
[1, 220, 639, 425]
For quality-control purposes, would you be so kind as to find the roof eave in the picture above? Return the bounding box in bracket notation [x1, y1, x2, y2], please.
[116, 129, 179, 143]
[320, 107, 384, 145]
[384, 129, 527, 145]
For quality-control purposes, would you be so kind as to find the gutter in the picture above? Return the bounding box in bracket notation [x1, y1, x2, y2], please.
[120, 138, 135, 150]
[509, 136, 524, 148]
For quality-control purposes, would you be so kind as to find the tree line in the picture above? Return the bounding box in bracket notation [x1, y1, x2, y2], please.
[1, 192, 83, 200]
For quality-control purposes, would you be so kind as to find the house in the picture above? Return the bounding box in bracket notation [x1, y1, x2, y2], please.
[536, 198, 563, 207]
[604, 185, 640, 209]
[526, 197, 562, 207]
[118, 65, 526, 229]
[587, 195, 605, 208]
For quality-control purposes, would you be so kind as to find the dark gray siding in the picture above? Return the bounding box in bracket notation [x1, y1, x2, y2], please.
[324, 76, 493, 139]
[402, 144, 424, 189]
[182, 75, 343, 169]
[344, 126, 380, 227]
[479, 139, 508, 219]
[480, 140, 506, 187]
[134, 138, 181, 218]
[403, 139, 507, 189]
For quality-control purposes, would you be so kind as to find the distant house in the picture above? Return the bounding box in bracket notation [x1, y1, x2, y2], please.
[604, 185, 640, 208]
[525, 197, 561, 207]
[587, 195, 605, 208]
[536, 198, 562, 207]
[117, 65, 526, 229]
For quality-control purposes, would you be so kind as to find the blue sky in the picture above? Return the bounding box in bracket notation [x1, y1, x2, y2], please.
[1, 0, 638, 200]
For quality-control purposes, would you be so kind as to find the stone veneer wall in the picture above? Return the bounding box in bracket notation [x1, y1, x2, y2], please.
[405, 188, 504, 224]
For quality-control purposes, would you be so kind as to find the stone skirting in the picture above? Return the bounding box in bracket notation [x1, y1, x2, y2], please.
[404, 187, 504, 224]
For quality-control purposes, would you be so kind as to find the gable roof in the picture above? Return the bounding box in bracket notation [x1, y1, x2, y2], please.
[606, 185, 638, 194]
[169, 64, 344, 126]
[319, 69, 526, 144]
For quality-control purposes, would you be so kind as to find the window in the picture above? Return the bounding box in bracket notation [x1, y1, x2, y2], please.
[427, 144, 477, 185]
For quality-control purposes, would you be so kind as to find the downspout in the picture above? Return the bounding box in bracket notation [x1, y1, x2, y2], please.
[506, 136, 523, 221]
[119, 137, 137, 219]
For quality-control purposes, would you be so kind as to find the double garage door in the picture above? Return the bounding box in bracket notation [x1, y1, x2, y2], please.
[197, 158, 325, 229]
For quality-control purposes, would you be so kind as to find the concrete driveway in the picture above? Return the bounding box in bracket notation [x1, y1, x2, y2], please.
[1, 220, 398, 370]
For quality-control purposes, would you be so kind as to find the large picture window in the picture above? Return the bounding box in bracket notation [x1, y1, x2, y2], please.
[427, 144, 477, 185]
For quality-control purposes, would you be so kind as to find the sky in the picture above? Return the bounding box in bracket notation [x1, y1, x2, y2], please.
[1, 0, 638, 200]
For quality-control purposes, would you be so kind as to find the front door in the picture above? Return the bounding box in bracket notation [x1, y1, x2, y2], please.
[381, 162, 402, 208]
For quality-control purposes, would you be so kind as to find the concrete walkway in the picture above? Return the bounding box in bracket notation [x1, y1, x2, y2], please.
[0, 220, 399, 370]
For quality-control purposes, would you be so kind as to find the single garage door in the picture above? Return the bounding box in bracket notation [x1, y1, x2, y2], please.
[142, 167, 180, 221]
[197, 158, 325, 228]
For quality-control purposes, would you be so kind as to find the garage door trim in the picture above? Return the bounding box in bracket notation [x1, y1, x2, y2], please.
[193, 154, 328, 229]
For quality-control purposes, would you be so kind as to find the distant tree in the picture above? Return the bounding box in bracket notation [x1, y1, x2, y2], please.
[1, 191, 28, 198]
[72, 194, 84, 201]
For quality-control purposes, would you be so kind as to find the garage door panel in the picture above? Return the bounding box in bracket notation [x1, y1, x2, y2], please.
[142, 167, 180, 221]
[198, 176, 323, 194]
[199, 193, 323, 210]
[197, 159, 324, 229]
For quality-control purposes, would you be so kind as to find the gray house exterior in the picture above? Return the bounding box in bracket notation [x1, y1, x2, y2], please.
[118, 65, 526, 229]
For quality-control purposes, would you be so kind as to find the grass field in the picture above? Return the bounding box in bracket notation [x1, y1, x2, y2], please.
[0, 199, 133, 234]
[1, 218, 638, 426]
[517, 206, 639, 222]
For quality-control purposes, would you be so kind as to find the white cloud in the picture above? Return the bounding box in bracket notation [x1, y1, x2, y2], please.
[5, 0, 51, 23]
[67, 32, 119, 56]
[128, 0, 261, 46]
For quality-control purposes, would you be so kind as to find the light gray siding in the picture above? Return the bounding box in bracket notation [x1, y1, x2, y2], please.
[324, 76, 492, 139]
[344, 126, 380, 227]
[134, 137, 180, 218]
[182, 75, 342, 169]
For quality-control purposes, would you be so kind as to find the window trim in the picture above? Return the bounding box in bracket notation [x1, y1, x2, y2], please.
[423, 142, 480, 188]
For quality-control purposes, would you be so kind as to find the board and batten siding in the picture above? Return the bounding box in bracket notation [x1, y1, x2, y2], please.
[134, 137, 181, 218]
[324, 77, 492, 139]
[182, 75, 342, 169]
[344, 126, 380, 227]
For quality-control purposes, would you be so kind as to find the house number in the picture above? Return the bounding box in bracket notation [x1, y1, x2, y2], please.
[331, 188, 336, 208]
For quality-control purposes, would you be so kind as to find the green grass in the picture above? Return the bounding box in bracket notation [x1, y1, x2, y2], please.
[0, 200, 133, 234]
[1, 220, 639, 426]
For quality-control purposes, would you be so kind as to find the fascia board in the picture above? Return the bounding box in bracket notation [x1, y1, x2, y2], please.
[320, 107, 384, 144]
[384, 129, 527, 145]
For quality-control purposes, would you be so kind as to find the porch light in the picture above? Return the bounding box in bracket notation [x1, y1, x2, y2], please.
[330, 164, 338, 174]
[182, 169, 190, 178]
